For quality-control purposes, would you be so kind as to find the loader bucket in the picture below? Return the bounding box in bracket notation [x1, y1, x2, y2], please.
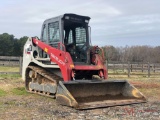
[56, 80, 146, 109]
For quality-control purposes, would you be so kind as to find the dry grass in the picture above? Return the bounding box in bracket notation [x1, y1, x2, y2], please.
[0, 66, 159, 102]
[0, 67, 159, 119]
[108, 69, 160, 80]
[0, 66, 19, 72]
[0, 66, 20, 79]
[0, 77, 28, 96]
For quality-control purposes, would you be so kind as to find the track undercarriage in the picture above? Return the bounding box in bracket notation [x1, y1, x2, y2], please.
[25, 66, 63, 98]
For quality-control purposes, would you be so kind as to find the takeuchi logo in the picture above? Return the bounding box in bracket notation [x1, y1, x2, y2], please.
[50, 53, 65, 66]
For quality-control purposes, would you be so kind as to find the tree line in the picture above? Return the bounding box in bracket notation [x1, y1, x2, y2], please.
[0, 33, 160, 63]
[103, 45, 160, 63]
[0, 33, 28, 56]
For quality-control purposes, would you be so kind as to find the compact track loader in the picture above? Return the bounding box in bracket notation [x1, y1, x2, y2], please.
[22, 14, 146, 109]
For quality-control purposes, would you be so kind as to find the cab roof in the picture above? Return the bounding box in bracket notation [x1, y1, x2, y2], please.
[44, 13, 90, 23]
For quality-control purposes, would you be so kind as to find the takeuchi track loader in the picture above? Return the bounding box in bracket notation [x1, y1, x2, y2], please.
[22, 14, 146, 109]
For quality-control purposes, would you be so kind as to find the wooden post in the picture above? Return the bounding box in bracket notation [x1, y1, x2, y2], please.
[148, 62, 150, 77]
[122, 63, 124, 72]
[142, 63, 143, 73]
[128, 62, 130, 77]
[154, 64, 155, 73]
[19, 57, 22, 75]
[113, 63, 115, 73]
[9, 56, 11, 66]
[130, 64, 132, 72]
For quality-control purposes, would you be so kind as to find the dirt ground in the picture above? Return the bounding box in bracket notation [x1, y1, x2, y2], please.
[0, 77, 160, 120]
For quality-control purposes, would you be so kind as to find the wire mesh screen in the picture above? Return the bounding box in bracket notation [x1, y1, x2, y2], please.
[48, 22, 60, 42]
[68, 30, 73, 44]
[76, 27, 86, 44]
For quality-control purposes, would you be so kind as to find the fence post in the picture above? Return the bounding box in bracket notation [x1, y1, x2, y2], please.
[154, 64, 155, 73]
[148, 62, 150, 77]
[122, 62, 124, 72]
[19, 57, 22, 75]
[113, 63, 115, 73]
[130, 64, 132, 72]
[128, 62, 130, 77]
[9, 57, 11, 66]
[142, 63, 143, 72]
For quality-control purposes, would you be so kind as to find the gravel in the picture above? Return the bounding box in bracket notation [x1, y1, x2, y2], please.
[0, 95, 159, 120]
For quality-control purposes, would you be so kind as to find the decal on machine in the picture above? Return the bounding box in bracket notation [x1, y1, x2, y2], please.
[50, 53, 65, 66]
[25, 44, 32, 54]
[25, 44, 32, 58]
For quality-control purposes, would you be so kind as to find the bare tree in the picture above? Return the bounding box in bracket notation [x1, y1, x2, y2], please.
[103, 45, 160, 63]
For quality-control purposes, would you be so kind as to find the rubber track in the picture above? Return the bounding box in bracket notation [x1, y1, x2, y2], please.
[26, 65, 63, 98]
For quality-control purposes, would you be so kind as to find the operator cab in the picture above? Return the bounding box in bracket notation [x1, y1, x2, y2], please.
[63, 14, 90, 64]
[40, 14, 91, 65]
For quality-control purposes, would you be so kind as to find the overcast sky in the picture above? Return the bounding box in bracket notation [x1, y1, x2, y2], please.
[0, 0, 160, 46]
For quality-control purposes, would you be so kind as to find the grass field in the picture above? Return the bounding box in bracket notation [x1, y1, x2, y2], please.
[0, 66, 19, 72]
[0, 66, 159, 119]
[0, 66, 20, 79]
[0, 66, 159, 101]
[0, 67, 160, 101]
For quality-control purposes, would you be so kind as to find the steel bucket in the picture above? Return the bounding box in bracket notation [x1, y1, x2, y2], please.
[56, 80, 146, 109]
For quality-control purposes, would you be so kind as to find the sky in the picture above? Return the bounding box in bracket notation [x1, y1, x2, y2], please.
[0, 0, 160, 47]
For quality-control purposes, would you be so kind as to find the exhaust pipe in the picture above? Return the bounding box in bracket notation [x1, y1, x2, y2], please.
[56, 80, 146, 109]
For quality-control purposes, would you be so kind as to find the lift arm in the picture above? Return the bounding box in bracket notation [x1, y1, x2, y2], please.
[32, 37, 74, 81]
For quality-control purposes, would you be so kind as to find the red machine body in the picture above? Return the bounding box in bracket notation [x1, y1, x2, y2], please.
[32, 38, 107, 82]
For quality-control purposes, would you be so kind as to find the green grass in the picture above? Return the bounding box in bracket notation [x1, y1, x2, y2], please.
[0, 74, 21, 79]
[0, 87, 28, 97]
[0, 66, 19, 72]
[0, 66, 20, 79]
[0, 89, 7, 97]
[11, 87, 28, 95]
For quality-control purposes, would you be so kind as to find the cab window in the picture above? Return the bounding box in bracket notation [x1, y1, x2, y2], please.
[42, 24, 47, 42]
[48, 22, 60, 43]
